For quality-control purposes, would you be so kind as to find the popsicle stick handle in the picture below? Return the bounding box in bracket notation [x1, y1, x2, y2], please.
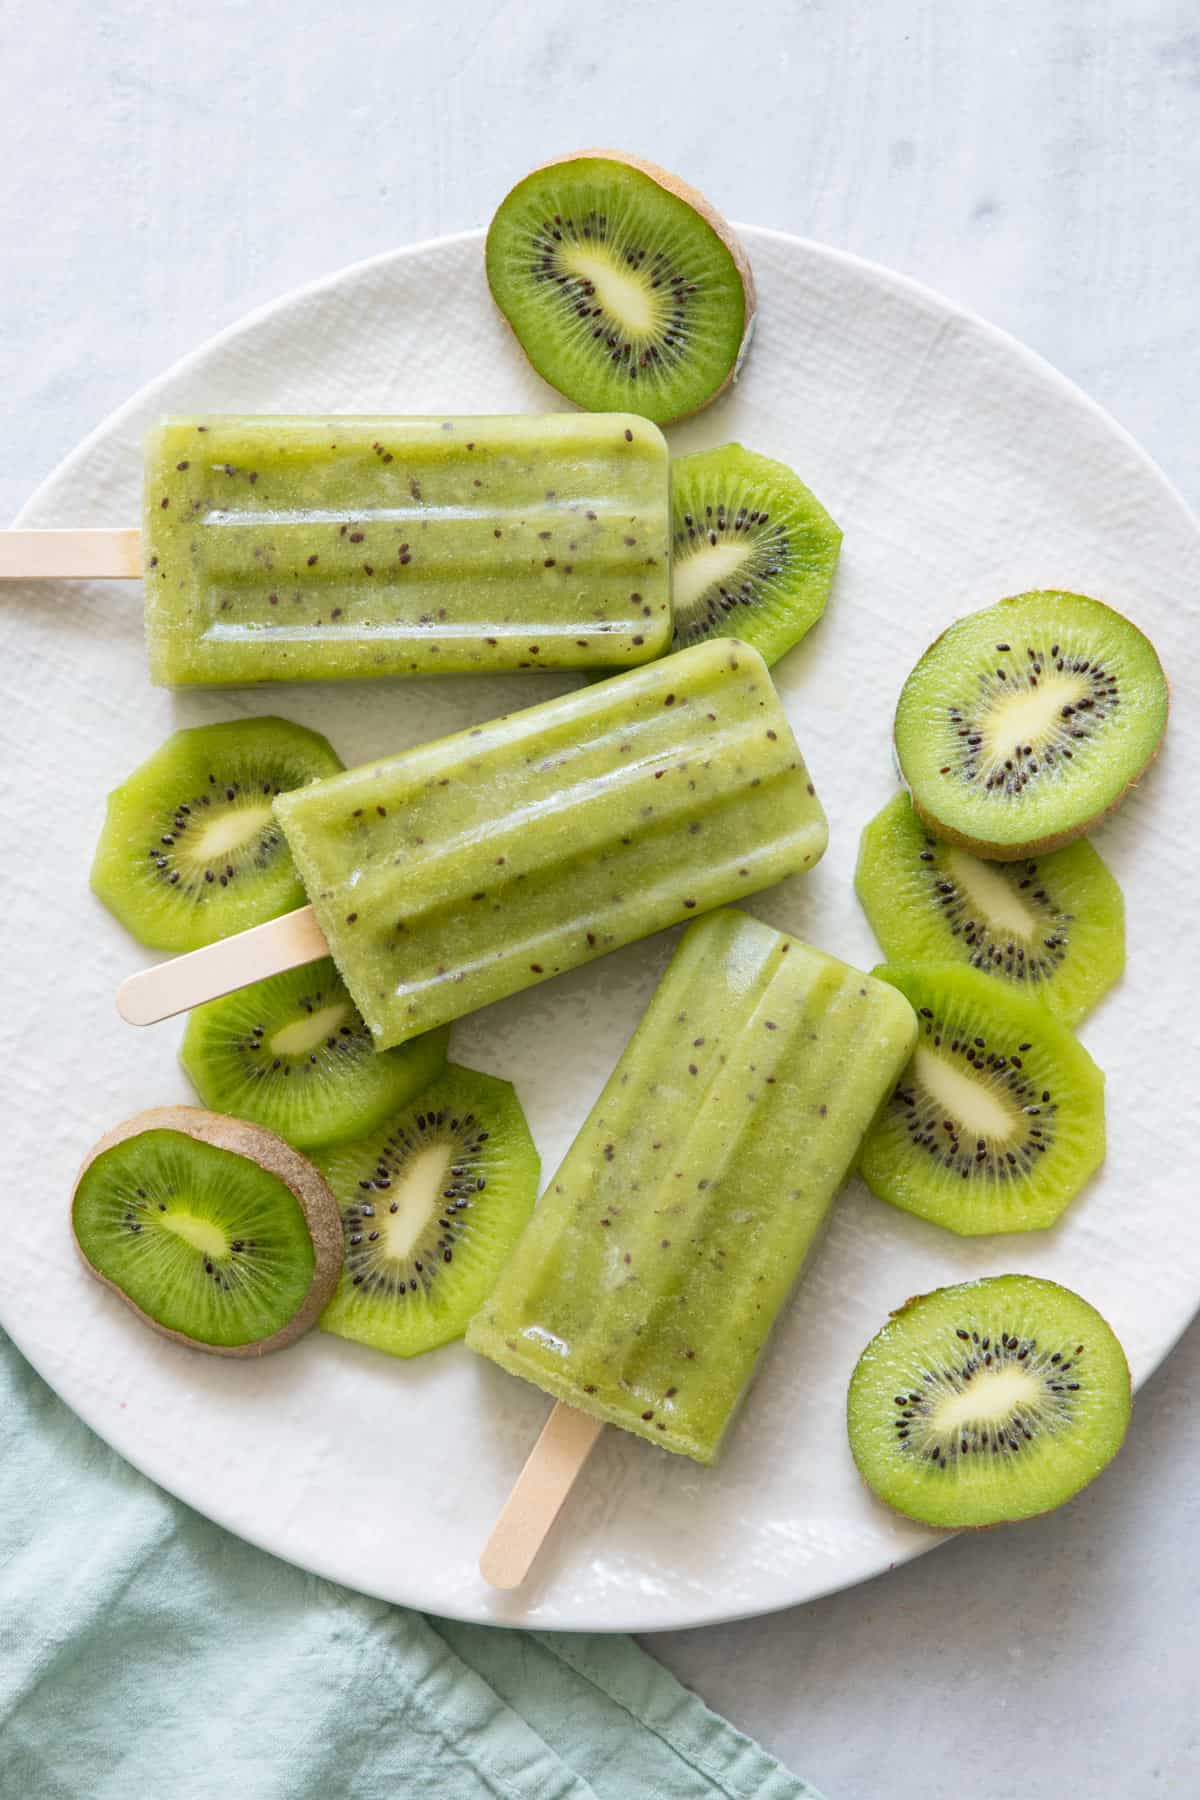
[116, 904, 329, 1026]
[0, 528, 142, 579]
[479, 1402, 605, 1591]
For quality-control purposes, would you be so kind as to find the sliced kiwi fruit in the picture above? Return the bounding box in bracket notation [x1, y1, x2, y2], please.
[486, 150, 754, 424]
[855, 793, 1124, 1025]
[72, 1106, 342, 1355]
[894, 591, 1168, 859]
[91, 715, 342, 952]
[859, 963, 1105, 1235]
[668, 443, 842, 665]
[180, 959, 450, 1152]
[316, 1065, 539, 1358]
[847, 1275, 1132, 1528]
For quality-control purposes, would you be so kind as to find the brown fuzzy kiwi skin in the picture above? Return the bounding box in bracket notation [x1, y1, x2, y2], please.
[72, 1106, 344, 1358]
[853, 1278, 1134, 1533]
[489, 149, 756, 424]
[893, 598, 1170, 862]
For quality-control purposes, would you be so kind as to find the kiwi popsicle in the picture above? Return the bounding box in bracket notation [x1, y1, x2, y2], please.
[273, 640, 828, 1050]
[466, 909, 918, 1465]
[143, 413, 672, 685]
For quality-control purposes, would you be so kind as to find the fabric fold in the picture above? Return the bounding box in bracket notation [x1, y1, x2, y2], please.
[0, 1329, 815, 1799]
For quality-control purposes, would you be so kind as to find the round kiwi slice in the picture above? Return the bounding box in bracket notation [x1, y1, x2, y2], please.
[669, 444, 842, 665]
[859, 963, 1105, 1235]
[316, 1065, 539, 1359]
[486, 150, 754, 424]
[894, 591, 1168, 859]
[847, 1275, 1132, 1528]
[180, 959, 450, 1152]
[855, 793, 1124, 1025]
[91, 715, 342, 952]
[72, 1106, 343, 1355]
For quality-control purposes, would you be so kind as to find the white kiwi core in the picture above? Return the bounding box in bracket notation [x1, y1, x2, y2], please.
[672, 540, 753, 615]
[161, 1211, 229, 1259]
[563, 247, 659, 335]
[913, 1046, 1018, 1142]
[381, 1144, 454, 1261]
[980, 674, 1089, 764]
[943, 849, 1039, 938]
[270, 1002, 352, 1058]
[193, 802, 275, 862]
[931, 1364, 1044, 1435]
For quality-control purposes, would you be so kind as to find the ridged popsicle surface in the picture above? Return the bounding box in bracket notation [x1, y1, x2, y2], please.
[467, 909, 917, 1463]
[144, 414, 671, 683]
[275, 642, 828, 1048]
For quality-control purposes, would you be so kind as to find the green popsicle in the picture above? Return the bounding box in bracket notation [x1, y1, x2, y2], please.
[466, 909, 918, 1464]
[143, 413, 671, 684]
[274, 640, 828, 1050]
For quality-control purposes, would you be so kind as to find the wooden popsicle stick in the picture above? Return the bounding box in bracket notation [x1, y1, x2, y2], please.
[116, 904, 328, 1026]
[480, 1402, 605, 1591]
[0, 528, 142, 579]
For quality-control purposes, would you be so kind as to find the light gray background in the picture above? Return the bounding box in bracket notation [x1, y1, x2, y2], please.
[2, 3, 1197, 1796]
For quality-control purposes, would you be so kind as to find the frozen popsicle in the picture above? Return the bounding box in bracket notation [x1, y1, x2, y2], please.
[2, 414, 673, 684]
[116, 641, 829, 1043]
[274, 639, 826, 1048]
[467, 908, 918, 1467]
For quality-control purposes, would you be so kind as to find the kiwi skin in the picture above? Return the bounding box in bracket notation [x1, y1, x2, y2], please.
[72, 1106, 343, 1358]
[895, 595, 1169, 860]
[489, 149, 756, 424]
[851, 1278, 1132, 1532]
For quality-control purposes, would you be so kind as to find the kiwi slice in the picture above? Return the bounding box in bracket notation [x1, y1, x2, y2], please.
[859, 964, 1105, 1235]
[847, 1275, 1131, 1528]
[180, 959, 450, 1151]
[72, 1106, 342, 1355]
[855, 794, 1124, 1025]
[91, 716, 342, 951]
[486, 150, 754, 424]
[317, 1065, 539, 1358]
[668, 444, 842, 665]
[894, 591, 1168, 858]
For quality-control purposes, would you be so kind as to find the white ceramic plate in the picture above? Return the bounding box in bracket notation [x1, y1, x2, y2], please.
[3, 228, 1197, 1632]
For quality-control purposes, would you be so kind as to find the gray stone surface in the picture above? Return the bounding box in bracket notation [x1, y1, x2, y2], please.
[2, 4, 1197, 1794]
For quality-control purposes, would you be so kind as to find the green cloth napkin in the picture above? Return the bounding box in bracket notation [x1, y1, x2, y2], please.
[0, 1329, 819, 1799]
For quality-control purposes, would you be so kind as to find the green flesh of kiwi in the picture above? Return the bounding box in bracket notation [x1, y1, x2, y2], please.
[847, 1275, 1131, 1528]
[669, 443, 842, 665]
[859, 963, 1105, 1235]
[180, 959, 450, 1151]
[317, 1065, 539, 1358]
[486, 151, 754, 424]
[894, 590, 1168, 858]
[91, 716, 342, 951]
[72, 1108, 342, 1354]
[855, 793, 1125, 1025]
